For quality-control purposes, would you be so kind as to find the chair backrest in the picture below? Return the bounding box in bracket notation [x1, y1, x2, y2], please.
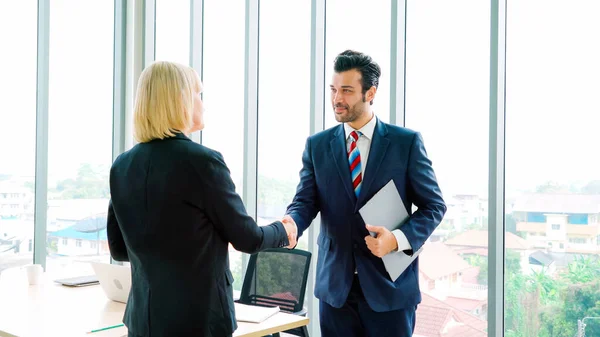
[239, 248, 312, 313]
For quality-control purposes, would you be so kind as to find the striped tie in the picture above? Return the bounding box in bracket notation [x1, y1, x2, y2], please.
[348, 130, 362, 197]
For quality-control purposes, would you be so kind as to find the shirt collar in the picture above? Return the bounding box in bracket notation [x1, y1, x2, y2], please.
[344, 114, 377, 141]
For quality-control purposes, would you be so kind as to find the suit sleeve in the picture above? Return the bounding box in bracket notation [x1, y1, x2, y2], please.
[200, 152, 289, 254]
[285, 137, 320, 238]
[399, 132, 447, 254]
[106, 199, 129, 261]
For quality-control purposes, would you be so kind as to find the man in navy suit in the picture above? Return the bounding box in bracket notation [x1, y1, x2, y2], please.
[285, 50, 446, 336]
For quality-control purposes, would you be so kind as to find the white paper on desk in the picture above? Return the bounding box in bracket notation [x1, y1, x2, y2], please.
[235, 303, 280, 323]
[359, 179, 422, 281]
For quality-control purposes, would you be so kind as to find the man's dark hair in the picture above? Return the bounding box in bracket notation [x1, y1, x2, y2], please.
[333, 50, 381, 105]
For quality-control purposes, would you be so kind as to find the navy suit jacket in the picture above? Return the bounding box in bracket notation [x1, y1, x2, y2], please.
[286, 119, 446, 312]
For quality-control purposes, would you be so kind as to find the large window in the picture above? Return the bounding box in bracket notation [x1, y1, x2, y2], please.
[5, 2, 600, 334]
[406, 0, 490, 335]
[325, 0, 391, 128]
[155, 0, 190, 64]
[505, 1, 600, 336]
[257, 0, 311, 251]
[201, 0, 246, 291]
[46, 1, 114, 273]
[0, 1, 37, 274]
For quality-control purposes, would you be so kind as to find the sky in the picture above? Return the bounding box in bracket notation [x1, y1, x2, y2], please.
[0, 0, 114, 184]
[1, 0, 599, 200]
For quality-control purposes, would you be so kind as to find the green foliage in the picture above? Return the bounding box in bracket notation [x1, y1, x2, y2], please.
[582, 180, 600, 194]
[506, 255, 600, 337]
[505, 274, 528, 336]
[466, 254, 488, 284]
[253, 252, 306, 302]
[536, 257, 600, 336]
[527, 269, 561, 304]
[46, 166, 298, 203]
[537, 281, 600, 337]
[465, 222, 485, 231]
[23, 181, 34, 192]
[506, 214, 518, 234]
[506, 250, 522, 276]
[564, 255, 600, 284]
[50, 163, 109, 199]
[507, 181, 600, 336]
[535, 181, 578, 194]
[48, 240, 58, 253]
[533, 180, 600, 195]
[257, 175, 297, 208]
[231, 257, 243, 292]
[465, 250, 521, 284]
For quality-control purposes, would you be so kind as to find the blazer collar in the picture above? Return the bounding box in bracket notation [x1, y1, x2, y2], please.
[356, 119, 389, 208]
[330, 119, 390, 207]
[170, 132, 192, 141]
[331, 125, 356, 203]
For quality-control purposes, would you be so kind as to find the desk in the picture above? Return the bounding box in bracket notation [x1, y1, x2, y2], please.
[0, 269, 308, 337]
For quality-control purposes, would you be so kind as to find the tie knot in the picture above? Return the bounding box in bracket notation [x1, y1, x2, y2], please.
[349, 130, 362, 142]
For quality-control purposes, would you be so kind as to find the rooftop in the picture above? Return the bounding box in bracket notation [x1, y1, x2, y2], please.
[419, 242, 472, 280]
[512, 193, 600, 214]
[49, 225, 107, 241]
[445, 230, 531, 250]
[415, 292, 487, 337]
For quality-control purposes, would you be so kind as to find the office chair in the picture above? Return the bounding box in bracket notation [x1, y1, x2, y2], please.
[237, 248, 312, 337]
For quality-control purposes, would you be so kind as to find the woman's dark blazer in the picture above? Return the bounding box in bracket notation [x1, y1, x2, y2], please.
[107, 132, 289, 337]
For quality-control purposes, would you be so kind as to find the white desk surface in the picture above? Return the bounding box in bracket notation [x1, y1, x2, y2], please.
[0, 268, 308, 337]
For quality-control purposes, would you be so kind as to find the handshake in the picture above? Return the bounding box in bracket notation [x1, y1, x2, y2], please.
[276, 215, 397, 256]
[281, 215, 298, 249]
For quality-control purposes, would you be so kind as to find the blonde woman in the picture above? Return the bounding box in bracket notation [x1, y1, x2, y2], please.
[107, 61, 297, 337]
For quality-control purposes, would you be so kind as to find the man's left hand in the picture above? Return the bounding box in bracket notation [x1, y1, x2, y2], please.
[281, 215, 298, 249]
[364, 224, 398, 258]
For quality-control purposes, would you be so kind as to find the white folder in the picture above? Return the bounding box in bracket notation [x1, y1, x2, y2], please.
[359, 179, 423, 281]
[235, 303, 280, 323]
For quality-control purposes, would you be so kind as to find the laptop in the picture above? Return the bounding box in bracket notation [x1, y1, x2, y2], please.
[54, 274, 99, 287]
[89, 262, 132, 303]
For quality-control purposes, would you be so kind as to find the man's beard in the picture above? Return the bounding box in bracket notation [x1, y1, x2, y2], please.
[334, 104, 361, 123]
[333, 95, 367, 123]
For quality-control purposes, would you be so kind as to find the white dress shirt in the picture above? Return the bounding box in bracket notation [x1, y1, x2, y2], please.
[344, 115, 412, 253]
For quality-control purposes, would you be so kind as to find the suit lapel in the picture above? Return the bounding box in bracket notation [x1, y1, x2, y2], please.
[330, 125, 356, 203]
[357, 120, 389, 208]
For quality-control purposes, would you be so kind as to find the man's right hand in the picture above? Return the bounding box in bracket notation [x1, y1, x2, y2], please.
[281, 215, 297, 249]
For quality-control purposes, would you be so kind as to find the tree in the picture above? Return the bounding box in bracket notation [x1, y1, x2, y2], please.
[527, 256, 600, 337]
[527, 269, 560, 305]
[466, 254, 488, 284]
[465, 222, 485, 231]
[48, 240, 58, 254]
[534, 179, 600, 195]
[24, 181, 34, 193]
[535, 181, 572, 194]
[465, 250, 521, 284]
[251, 252, 308, 306]
[506, 214, 518, 234]
[257, 175, 296, 209]
[50, 163, 109, 199]
[538, 281, 600, 337]
[564, 255, 600, 284]
[231, 257, 243, 291]
[582, 180, 600, 194]
[506, 249, 522, 276]
[505, 273, 529, 336]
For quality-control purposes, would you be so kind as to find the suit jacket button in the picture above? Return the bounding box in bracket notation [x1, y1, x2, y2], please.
[353, 243, 358, 249]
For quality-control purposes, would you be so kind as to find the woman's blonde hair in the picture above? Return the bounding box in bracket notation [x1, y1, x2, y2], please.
[133, 61, 201, 143]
